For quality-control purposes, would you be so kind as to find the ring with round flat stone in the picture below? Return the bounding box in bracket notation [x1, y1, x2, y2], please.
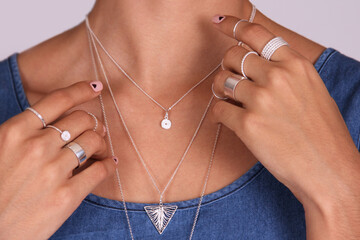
[46, 124, 71, 142]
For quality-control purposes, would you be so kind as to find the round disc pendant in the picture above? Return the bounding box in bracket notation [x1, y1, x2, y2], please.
[161, 119, 172, 130]
[61, 131, 71, 141]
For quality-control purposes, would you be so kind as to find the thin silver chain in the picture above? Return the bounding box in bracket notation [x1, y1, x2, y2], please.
[85, 4, 256, 238]
[87, 25, 222, 239]
[87, 18, 215, 203]
[87, 27, 136, 239]
[85, 17, 221, 114]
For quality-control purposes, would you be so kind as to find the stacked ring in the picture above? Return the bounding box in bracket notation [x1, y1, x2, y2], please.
[261, 37, 289, 61]
[224, 76, 246, 101]
[66, 142, 86, 169]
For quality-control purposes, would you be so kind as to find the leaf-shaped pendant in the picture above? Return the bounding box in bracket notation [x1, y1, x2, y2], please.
[144, 204, 177, 234]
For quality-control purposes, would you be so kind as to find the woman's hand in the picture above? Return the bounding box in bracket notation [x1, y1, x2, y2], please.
[0, 81, 118, 240]
[210, 15, 360, 239]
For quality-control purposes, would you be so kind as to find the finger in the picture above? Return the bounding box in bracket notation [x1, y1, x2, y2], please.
[22, 81, 103, 129]
[57, 130, 108, 172]
[222, 45, 270, 84]
[41, 110, 106, 147]
[213, 70, 260, 108]
[65, 156, 117, 201]
[212, 15, 293, 61]
[210, 100, 247, 138]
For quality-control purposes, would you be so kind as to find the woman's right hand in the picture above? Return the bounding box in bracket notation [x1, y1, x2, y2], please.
[0, 80, 118, 240]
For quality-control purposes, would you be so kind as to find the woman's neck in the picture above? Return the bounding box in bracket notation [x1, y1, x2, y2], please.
[87, 0, 251, 93]
[19, 0, 326, 105]
[87, 0, 325, 95]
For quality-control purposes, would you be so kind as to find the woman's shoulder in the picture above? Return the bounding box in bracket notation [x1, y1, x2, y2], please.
[315, 48, 360, 86]
[0, 54, 30, 125]
[315, 48, 360, 150]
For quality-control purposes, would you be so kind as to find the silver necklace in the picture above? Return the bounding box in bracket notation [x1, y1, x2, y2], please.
[85, 17, 221, 130]
[86, 25, 222, 239]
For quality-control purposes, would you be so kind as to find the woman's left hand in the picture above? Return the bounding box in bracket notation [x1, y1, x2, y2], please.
[210, 15, 360, 238]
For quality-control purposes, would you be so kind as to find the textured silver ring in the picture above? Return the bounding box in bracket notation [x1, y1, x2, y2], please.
[46, 125, 71, 142]
[87, 112, 98, 131]
[65, 142, 86, 169]
[224, 76, 246, 101]
[233, 20, 248, 41]
[211, 83, 228, 100]
[241, 51, 259, 79]
[26, 107, 46, 128]
[261, 37, 289, 61]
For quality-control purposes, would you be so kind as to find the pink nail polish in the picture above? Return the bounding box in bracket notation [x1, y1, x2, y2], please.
[212, 15, 226, 23]
[90, 81, 103, 92]
[113, 156, 119, 165]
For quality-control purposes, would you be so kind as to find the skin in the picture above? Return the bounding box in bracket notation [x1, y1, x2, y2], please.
[0, 0, 358, 239]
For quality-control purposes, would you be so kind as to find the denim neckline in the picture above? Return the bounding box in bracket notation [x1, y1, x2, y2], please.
[85, 161, 265, 211]
[9, 47, 337, 211]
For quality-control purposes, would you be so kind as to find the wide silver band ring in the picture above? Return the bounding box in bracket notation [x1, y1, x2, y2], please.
[26, 107, 46, 128]
[46, 125, 71, 142]
[212, 83, 228, 100]
[65, 142, 86, 169]
[87, 112, 98, 131]
[224, 76, 247, 101]
[241, 51, 259, 79]
[261, 37, 289, 61]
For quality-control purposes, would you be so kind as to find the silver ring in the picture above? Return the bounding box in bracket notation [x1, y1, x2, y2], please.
[87, 112, 98, 131]
[249, 4, 257, 23]
[233, 20, 248, 41]
[65, 142, 86, 169]
[211, 83, 228, 100]
[26, 107, 46, 128]
[261, 37, 289, 61]
[224, 76, 246, 101]
[221, 58, 225, 70]
[241, 51, 259, 79]
[46, 125, 71, 142]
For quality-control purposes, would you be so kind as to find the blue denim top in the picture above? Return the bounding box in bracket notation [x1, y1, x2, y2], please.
[0, 48, 360, 239]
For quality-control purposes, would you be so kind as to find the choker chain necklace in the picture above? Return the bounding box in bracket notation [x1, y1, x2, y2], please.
[87, 25, 222, 238]
[85, 17, 221, 130]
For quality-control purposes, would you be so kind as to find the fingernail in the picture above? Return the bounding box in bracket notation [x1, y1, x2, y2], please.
[90, 81, 103, 92]
[212, 15, 225, 23]
[113, 156, 118, 165]
[103, 125, 107, 133]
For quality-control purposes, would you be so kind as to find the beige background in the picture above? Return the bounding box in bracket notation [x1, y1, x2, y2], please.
[0, 0, 359, 60]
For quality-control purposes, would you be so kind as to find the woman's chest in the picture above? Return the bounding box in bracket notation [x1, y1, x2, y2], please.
[86, 98, 259, 204]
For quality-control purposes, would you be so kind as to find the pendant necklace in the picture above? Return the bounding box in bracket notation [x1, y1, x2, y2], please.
[87, 26, 222, 238]
[86, 2, 256, 130]
[86, 18, 221, 130]
[85, 4, 256, 237]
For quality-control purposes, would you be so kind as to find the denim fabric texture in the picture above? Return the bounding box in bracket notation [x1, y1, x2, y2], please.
[0, 48, 359, 239]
